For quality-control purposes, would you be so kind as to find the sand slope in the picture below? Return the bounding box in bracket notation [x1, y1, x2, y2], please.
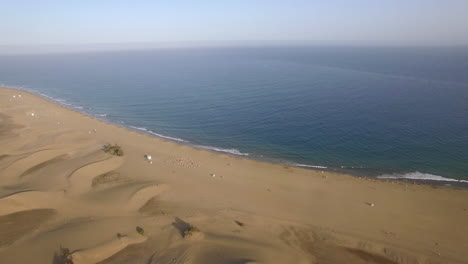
[1, 87, 468, 264]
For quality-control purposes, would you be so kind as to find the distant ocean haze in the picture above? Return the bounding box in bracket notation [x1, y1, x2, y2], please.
[1, 46, 467, 182]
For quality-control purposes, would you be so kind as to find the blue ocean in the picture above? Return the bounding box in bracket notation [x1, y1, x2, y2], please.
[1, 46, 467, 182]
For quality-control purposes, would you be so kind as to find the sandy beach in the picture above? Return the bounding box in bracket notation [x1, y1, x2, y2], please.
[1, 86, 467, 264]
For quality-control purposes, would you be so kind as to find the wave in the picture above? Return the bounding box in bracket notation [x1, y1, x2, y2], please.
[13, 87, 91, 115]
[130, 127, 248, 155]
[129, 126, 148, 132]
[378, 172, 468, 183]
[9, 86, 245, 157]
[295, 163, 327, 169]
[195, 145, 249, 156]
[38, 92, 55, 100]
[128, 126, 187, 142]
[340, 165, 365, 169]
[29, 90, 89, 111]
[147, 131, 188, 142]
[128, 126, 248, 155]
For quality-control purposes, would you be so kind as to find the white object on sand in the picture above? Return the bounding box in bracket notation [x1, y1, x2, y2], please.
[366, 202, 375, 207]
[211, 173, 216, 177]
[144, 155, 152, 161]
[18, 94, 22, 98]
[30, 113, 35, 117]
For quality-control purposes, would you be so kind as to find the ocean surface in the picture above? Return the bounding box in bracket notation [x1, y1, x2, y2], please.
[1, 46, 467, 182]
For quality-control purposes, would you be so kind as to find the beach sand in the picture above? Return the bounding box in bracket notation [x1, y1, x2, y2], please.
[1, 87, 467, 264]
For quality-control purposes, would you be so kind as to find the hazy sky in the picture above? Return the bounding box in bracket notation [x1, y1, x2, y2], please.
[1, 0, 468, 49]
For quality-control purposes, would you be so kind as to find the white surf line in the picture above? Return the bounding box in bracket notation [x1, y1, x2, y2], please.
[378, 172, 468, 183]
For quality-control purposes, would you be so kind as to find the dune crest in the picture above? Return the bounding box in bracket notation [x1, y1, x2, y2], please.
[71, 234, 148, 264]
[126, 184, 170, 211]
[0, 191, 64, 216]
[67, 156, 123, 195]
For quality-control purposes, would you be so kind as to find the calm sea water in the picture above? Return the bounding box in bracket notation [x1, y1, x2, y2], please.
[1, 46, 467, 182]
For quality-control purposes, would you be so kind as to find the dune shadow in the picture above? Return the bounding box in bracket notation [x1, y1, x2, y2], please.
[193, 247, 257, 264]
[345, 248, 397, 264]
[0, 209, 56, 247]
[224, 258, 256, 264]
[19, 154, 68, 178]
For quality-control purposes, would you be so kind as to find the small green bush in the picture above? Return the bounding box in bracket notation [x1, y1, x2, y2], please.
[53, 247, 74, 264]
[234, 220, 245, 227]
[136, 226, 145, 235]
[102, 144, 124, 156]
[183, 224, 200, 238]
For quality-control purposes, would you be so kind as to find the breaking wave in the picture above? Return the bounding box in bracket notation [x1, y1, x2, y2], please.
[378, 172, 468, 183]
[294, 163, 328, 169]
[128, 126, 187, 142]
[195, 145, 249, 156]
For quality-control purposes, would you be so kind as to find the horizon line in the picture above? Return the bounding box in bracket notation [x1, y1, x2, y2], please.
[1, 40, 468, 55]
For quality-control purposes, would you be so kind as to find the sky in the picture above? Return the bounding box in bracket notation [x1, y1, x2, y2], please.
[1, 0, 468, 52]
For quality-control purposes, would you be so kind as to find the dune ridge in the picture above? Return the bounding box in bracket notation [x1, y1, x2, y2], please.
[1, 87, 468, 264]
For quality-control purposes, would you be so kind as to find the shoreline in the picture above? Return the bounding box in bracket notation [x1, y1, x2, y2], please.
[3, 86, 468, 187]
[2, 86, 468, 263]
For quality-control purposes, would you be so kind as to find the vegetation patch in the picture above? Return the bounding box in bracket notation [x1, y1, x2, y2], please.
[183, 224, 200, 238]
[52, 247, 74, 264]
[172, 217, 203, 239]
[136, 226, 145, 235]
[102, 144, 124, 156]
[234, 220, 245, 227]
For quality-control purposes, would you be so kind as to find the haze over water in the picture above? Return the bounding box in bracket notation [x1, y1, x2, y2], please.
[1, 46, 467, 181]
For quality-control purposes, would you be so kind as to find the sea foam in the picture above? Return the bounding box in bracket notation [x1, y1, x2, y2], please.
[378, 172, 468, 183]
[129, 126, 187, 142]
[294, 163, 328, 169]
[195, 145, 249, 156]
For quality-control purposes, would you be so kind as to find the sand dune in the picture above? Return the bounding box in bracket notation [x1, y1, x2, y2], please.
[1, 149, 71, 184]
[71, 233, 148, 264]
[126, 184, 170, 211]
[1, 87, 468, 264]
[0, 191, 64, 216]
[0, 209, 57, 247]
[67, 156, 123, 195]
